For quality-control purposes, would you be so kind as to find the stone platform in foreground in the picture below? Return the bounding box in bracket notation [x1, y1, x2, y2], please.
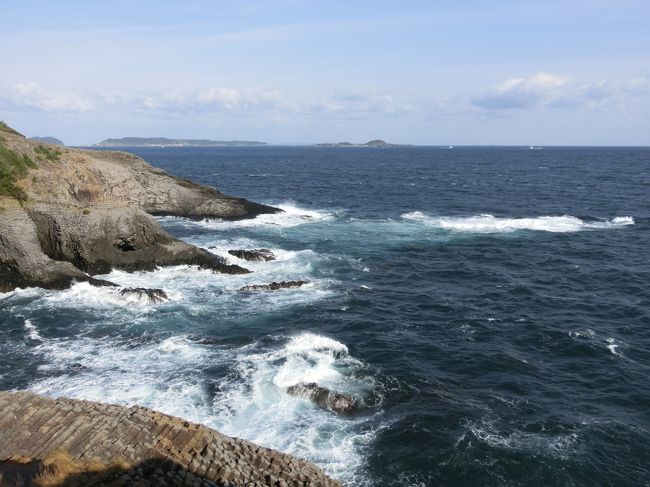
[0, 391, 341, 487]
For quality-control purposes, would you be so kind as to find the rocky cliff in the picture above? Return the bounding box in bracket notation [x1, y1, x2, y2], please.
[0, 391, 341, 486]
[0, 124, 279, 292]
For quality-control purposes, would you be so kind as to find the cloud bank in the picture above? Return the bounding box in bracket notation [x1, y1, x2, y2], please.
[471, 72, 649, 111]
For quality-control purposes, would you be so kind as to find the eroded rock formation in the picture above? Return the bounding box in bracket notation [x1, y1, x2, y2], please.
[285, 383, 358, 415]
[227, 249, 276, 262]
[0, 125, 277, 291]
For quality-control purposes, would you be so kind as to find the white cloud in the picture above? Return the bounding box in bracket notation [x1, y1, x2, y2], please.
[129, 86, 286, 115]
[0, 82, 93, 112]
[471, 72, 571, 110]
[471, 72, 650, 111]
[0, 81, 404, 120]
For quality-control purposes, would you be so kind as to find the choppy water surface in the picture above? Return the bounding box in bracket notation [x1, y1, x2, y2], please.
[2, 146, 649, 486]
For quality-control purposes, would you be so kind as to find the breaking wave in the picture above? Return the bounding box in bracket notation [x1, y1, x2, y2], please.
[195, 202, 334, 229]
[26, 331, 376, 485]
[211, 333, 377, 483]
[401, 212, 634, 233]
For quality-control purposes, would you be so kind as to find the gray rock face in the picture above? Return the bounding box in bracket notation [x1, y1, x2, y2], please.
[239, 280, 308, 291]
[228, 249, 276, 262]
[0, 205, 115, 292]
[24, 204, 250, 275]
[11, 141, 280, 220]
[285, 382, 359, 415]
[0, 127, 274, 291]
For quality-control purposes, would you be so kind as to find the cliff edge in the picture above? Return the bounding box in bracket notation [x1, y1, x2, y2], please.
[0, 123, 280, 292]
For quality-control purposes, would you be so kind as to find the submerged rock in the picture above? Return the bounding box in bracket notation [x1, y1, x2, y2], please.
[239, 280, 308, 291]
[228, 248, 276, 262]
[285, 382, 358, 415]
[118, 287, 169, 304]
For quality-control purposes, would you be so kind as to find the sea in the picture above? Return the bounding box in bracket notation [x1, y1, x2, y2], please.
[1, 146, 649, 486]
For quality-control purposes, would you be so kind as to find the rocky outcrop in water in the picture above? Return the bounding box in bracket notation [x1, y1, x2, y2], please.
[118, 287, 169, 304]
[0, 124, 276, 292]
[228, 249, 276, 262]
[0, 391, 341, 487]
[285, 383, 358, 415]
[239, 280, 309, 291]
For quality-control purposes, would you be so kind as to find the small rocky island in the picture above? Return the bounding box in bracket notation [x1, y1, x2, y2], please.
[94, 137, 267, 147]
[314, 139, 404, 147]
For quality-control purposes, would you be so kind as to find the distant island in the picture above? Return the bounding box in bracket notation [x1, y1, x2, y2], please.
[94, 137, 267, 147]
[29, 136, 64, 146]
[314, 139, 406, 148]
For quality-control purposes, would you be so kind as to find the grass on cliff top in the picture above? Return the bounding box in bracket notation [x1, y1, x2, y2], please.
[0, 138, 36, 200]
[35, 144, 62, 161]
[36, 450, 130, 487]
[0, 121, 23, 136]
[0, 450, 131, 487]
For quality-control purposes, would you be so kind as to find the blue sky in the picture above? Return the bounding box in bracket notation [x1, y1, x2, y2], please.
[1, 0, 649, 145]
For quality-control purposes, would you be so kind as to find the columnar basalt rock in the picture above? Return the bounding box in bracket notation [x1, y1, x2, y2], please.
[0, 391, 342, 487]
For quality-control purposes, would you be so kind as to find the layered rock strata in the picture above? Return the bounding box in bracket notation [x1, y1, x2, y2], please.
[0, 126, 279, 292]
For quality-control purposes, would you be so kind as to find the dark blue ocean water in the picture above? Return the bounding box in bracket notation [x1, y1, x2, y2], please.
[1, 146, 649, 486]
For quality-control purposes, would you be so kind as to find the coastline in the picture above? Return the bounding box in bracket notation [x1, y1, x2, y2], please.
[0, 123, 344, 485]
[0, 391, 341, 486]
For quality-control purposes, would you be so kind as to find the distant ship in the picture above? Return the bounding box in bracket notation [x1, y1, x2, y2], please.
[529, 146, 543, 150]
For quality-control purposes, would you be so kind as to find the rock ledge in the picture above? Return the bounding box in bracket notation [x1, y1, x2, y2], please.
[0, 391, 341, 487]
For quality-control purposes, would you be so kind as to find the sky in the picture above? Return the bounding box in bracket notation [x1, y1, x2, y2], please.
[1, 0, 649, 145]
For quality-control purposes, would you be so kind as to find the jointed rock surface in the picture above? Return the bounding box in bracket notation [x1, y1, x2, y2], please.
[0, 391, 341, 487]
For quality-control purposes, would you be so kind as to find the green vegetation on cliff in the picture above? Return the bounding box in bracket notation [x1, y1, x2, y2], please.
[34, 144, 62, 161]
[0, 121, 23, 137]
[0, 138, 36, 199]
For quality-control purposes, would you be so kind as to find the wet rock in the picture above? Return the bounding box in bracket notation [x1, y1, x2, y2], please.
[285, 382, 358, 415]
[239, 280, 308, 291]
[227, 249, 276, 262]
[26, 205, 252, 276]
[118, 287, 169, 303]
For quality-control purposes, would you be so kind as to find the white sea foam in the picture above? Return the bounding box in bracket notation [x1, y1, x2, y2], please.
[99, 250, 334, 313]
[24, 319, 43, 342]
[194, 202, 334, 229]
[211, 332, 375, 481]
[28, 332, 374, 485]
[41, 281, 174, 310]
[605, 338, 624, 357]
[401, 212, 634, 233]
[569, 329, 627, 358]
[29, 335, 218, 422]
[468, 416, 578, 459]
